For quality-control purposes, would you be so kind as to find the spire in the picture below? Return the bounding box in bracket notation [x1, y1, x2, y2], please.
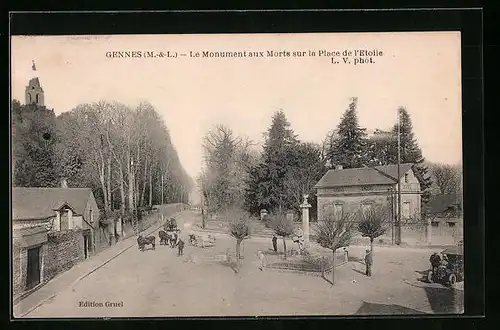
[32, 60, 37, 71]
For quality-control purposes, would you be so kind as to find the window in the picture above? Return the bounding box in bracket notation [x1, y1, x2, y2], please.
[89, 209, 93, 223]
[447, 222, 456, 228]
[431, 221, 439, 227]
[36, 94, 39, 103]
[404, 173, 409, 183]
[334, 204, 343, 219]
[402, 201, 411, 219]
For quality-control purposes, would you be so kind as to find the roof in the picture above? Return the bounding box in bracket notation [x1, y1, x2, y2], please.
[12, 187, 93, 221]
[424, 194, 460, 215]
[27, 77, 42, 89]
[314, 163, 414, 188]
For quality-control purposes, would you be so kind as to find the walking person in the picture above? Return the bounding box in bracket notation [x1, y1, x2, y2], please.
[272, 235, 278, 253]
[257, 250, 266, 271]
[176, 238, 185, 256]
[364, 249, 372, 277]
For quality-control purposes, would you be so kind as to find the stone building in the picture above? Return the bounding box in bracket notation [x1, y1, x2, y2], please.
[12, 184, 100, 298]
[423, 193, 463, 245]
[313, 164, 422, 243]
[25, 61, 44, 107]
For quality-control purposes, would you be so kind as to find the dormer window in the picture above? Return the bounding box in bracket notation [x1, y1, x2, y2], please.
[404, 173, 409, 183]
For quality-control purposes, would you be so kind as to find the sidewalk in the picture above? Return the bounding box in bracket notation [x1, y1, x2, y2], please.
[13, 210, 183, 318]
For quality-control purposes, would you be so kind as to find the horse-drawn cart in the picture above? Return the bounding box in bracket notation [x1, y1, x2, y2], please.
[188, 233, 216, 248]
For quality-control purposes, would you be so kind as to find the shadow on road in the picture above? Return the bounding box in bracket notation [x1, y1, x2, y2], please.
[355, 301, 428, 315]
[352, 268, 366, 276]
[423, 286, 464, 314]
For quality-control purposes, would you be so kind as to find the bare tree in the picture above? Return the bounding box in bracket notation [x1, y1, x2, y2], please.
[315, 210, 356, 285]
[431, 163, 461, 195]
[357, 204, 390, 262]
[226, 208, 251, 272]
[270, 212, 296, 260]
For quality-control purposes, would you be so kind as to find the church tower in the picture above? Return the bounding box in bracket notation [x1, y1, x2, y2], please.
[25, 60, 45, 107]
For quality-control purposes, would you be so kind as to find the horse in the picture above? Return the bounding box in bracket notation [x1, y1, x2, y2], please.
[158, 231, 169, 245]
[137, 235, 156, 251]
[169, 232, 178, 248]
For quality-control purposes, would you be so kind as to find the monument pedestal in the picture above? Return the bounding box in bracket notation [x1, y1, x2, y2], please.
[300, 195, 312, 248]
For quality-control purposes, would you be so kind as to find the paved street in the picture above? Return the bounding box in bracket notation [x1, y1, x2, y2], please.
[25, 211, 463, 317]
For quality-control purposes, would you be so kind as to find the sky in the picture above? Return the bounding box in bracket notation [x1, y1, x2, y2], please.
[11, 32, 462, 184]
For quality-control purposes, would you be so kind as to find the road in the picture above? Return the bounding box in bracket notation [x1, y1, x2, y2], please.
[25, 211, 463, 317]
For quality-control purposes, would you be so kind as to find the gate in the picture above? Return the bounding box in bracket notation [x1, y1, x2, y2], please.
[26, 246, 41, 290]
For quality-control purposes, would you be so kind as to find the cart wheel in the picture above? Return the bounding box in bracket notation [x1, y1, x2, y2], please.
[427, 270, 434, 283]
[448, 274, 457, 287]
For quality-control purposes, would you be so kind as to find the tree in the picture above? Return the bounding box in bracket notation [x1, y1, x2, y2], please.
[244, 110, 299, 214]
[392, 107, 433, 204]
[283, 142, 326, 216]
[227, 208, 251, 272]
[430, 163, 461, 195]
[356, 204, 390, 265]
[315, 210, 356, 285]
[326, 97, 369, 169]
[270, 212, 296, 260]
[12, 100, 58, 187]
[202, 125, 254, 213]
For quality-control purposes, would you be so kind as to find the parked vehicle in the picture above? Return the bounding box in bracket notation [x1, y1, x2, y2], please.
[427, 246, 463, 287]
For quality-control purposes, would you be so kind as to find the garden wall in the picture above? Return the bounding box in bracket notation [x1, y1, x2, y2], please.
[44, 229, 85, 282]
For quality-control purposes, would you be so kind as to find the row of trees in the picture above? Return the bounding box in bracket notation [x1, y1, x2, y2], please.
[201, 97, 445, 220]
[12, 100, 193, 219]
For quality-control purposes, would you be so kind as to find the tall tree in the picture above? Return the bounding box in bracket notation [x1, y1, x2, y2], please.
[244, 110, 299, 214]
[391, 107, 433, 204]
[327, 97, 369, 169]
[430, 163, 461, 196]
[12, 100, 58, 187]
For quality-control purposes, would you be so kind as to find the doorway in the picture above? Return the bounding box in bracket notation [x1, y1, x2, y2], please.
[26, 246, 41, 290]
[83, 235, 89, 259]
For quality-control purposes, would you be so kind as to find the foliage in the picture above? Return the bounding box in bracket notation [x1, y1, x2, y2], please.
[430, 163, 462, 195]
[12, 100, 59, 187]
[326, 97, 369, 169]
[356, 204, 391, 241]
[201, 125, 257, 214]
[270, 211, 296, 238]
[283, 142, 327, 215]
[315, 210, 356, 252]
[52, 100, 192, 213]
[226, 208, 251, 241]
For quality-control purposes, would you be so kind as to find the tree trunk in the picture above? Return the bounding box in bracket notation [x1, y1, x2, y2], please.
[140, 156, 148, 207]
[283, 237, 287, 260]
[235, 239, 242, 272]
[98, 151, 109, 213]
[148, 163, 153, 207]
[106, 156, 112, 211]
[119, 167, 126, 215]
[127, 152, 134, 212]
[370, 238, 374, 255]
[332, 249, 336, 285]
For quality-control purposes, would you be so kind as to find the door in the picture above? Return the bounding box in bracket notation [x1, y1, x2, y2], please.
[83, 235, 88, 259]
[26, 247, 41, 290]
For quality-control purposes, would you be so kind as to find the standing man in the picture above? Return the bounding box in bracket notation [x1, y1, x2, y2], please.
[272, 235, 278, 253]
[176, 238, 185, 256]
[364, 249, 372, 277]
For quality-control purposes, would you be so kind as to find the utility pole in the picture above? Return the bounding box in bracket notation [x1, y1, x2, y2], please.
[396, 108, 402, 245]
[161, 173, 164, 222]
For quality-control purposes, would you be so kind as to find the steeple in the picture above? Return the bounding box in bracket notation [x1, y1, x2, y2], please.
[25, 60, 45, 107]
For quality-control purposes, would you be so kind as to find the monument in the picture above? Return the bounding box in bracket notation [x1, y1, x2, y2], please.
[300, 194, 311, 247]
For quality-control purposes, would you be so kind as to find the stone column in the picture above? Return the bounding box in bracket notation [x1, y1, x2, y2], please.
[426, 217, 432, 245]
[300, 194, 312, 247]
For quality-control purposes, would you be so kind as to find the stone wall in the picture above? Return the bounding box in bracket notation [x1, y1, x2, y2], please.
[12, 226, 48, 298]
[44, 229, 85, 282]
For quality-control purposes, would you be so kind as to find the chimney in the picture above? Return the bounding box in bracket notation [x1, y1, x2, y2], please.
[60, 178, 68, 188]
[335, 165, 343, 170]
